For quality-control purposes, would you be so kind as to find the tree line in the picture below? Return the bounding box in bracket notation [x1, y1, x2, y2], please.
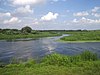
[0, 26, 32, 35]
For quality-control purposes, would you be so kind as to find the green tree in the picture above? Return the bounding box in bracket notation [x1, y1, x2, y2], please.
[21, 26, 32, 33]
[0, 29, 2, 33]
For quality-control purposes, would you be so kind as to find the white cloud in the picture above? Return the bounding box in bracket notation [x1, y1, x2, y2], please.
[73, 19, 78, 23]
[92, 7, 100, 12]
[91, 7, 100, 17]
[92, 13, 100, 17]
[3, 17, 21, 24]
[41, 12, 59, 21]
[15, 5, 33, 14]
[12, 0, 46, 5]
[32, 19, 39, 25]
[72, 17, 100, 24]
[73, 11, 89, 17]
[0, 12, 11, 17]
[32, 21, 39, 25]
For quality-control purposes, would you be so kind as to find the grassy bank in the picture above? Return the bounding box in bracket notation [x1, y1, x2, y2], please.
[0, 31, 61, 40]
[58, 40, 100, 43]
[60, 30, 100, 42]
[0, 27, 62, 40]
[0, 51, 100, 75]
[1, 29, 100, 41]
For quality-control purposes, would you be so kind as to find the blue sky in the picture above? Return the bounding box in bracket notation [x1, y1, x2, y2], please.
[0, 0, 100, 30]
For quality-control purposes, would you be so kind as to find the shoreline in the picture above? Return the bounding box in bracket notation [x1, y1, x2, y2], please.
[57, 39, 100, 43]
[0, 34, 61, 41]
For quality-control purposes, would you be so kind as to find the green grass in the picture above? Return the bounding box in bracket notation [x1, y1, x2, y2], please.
[0, 31, 61, 40]
[0, 51, 100, 75]
[1, 30, 100, 42]
[60, 30, 100, 42]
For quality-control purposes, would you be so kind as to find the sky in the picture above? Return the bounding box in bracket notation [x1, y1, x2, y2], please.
[0, 0, 100, 30]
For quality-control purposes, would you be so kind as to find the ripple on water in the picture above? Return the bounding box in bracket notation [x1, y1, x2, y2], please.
[0, 35, 100, 63]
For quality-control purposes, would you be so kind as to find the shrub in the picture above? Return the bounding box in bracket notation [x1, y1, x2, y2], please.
[42, 53, 71, 66]
[80, 50, 98, 61]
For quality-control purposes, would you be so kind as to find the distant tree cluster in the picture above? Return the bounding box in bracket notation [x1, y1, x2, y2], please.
[0, 26, 32, 35]
[0, 28, 20, 35]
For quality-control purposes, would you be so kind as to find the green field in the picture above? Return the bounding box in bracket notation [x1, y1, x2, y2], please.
[0, 29, 100, 75]
[0, 27, 62, 40]
[0, 31, 61, 40]
[60, 30, 100, 42]
[1, 28, 100, 42]
[0, 51, 100, 75]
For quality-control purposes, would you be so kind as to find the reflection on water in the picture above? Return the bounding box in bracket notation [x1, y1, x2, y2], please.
[0, 35, 100, 63]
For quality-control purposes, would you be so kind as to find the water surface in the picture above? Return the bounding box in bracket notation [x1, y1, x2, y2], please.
[0, 35, 100, 63]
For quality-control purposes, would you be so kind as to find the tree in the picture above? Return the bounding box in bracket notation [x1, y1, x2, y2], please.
[0, 29, 2, 33]
[21, 26, 32, 33]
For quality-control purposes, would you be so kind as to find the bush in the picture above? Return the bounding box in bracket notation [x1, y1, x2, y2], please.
[42, 51, 98, 66]
[42, 53, 70, 66]
[0, 51, 100, 75]
[80, 50, 98, 61]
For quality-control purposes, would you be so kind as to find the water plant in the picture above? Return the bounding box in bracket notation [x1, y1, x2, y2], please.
[0, 51, 100, 75]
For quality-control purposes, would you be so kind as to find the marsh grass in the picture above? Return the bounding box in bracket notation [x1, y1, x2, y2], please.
[0, 51, 100, 75]
[60, 30, 100, 42]
[0, 32, 61, 40]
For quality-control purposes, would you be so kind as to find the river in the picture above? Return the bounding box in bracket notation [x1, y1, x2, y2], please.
[0, 34, 100, 63]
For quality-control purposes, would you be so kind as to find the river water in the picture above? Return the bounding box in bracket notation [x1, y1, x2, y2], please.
[0, 35, 100, 63]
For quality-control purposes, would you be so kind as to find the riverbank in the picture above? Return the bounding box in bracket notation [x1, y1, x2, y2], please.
[0, 51, 100, 75]
[58, 39, 100, 43]
[0, 32, 61, 40]
[1, 30, 100, 42]
[60, 30, 100, 43]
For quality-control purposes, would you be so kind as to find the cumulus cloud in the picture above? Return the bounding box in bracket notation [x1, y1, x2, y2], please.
[91, 7, 100, 17]
[92, 7, 100, 12]
[32, 19, 39, 25]
[12, 0, 46, 5]
[73, 19, 78, 23]
[32, 21, 39, 25]
[3, 17, 21, 24]
[92, 13, 100, 17]
[15, 5, 33, 14]
[73, 11, 89, 17]
[41, 12, 59, 21]
[72, 17, 100, 24]
[0, 12, 11, 17]
[12, 5, 33, 17]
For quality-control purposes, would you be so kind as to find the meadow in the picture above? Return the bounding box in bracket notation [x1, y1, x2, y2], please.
[0, 51, 100, 75]
[0, 31, 61, 40]
[1, 28, 100, 42]
[60, 30, 100, 42]
[0, 29, 100, 75]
